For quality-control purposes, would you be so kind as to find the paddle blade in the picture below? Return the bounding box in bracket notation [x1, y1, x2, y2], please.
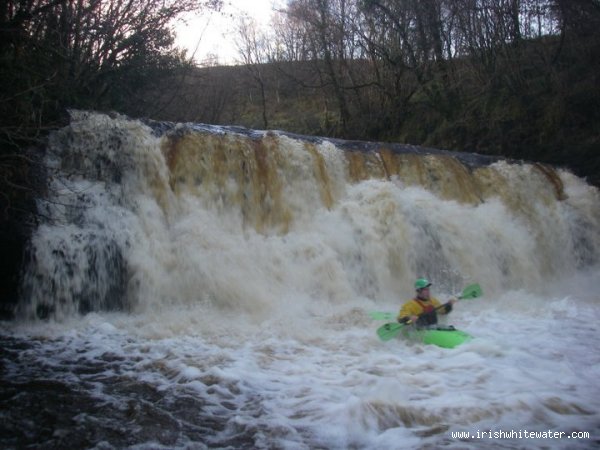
[376, 322, 404, 341]
[459, 283, 482, 299]
[368, 311, 395, 321]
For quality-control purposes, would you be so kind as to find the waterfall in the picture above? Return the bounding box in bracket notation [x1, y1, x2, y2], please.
[18, 111, 600, 320]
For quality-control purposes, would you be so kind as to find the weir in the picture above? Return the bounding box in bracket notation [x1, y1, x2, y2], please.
[18, 111, 600, 320]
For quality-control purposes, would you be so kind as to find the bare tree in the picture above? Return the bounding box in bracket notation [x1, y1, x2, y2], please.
[235, 16, 273, 128]
[284, 0, 356, 134]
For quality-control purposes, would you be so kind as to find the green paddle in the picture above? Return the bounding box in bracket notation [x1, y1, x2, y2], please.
[375, 283, 482, 341]
[458, 283, 482, 299]
[376, 320, 408, 341]
[368, 311, 396, 321]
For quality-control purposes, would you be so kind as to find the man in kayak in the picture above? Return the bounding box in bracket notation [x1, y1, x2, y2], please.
[398, 278, 456, 328]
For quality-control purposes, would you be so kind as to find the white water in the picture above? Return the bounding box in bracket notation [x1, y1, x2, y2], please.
[4, 112, 600, 448]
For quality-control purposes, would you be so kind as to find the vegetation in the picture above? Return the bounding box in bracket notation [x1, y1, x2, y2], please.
[0, 0, 598, 314]
[0, 0, 222, 315]
[190, 0, 600, 186]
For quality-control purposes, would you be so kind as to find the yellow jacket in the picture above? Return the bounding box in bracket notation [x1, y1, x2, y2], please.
[397, 297, 447, 321]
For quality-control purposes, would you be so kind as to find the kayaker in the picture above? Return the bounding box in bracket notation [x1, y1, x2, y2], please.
[397, 278, 456, 328]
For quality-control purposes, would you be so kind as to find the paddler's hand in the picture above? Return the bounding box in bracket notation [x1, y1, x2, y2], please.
[443, 299, 456, 314]
[399, 315, 418, 324]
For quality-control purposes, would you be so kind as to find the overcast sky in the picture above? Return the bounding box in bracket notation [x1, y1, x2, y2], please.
[175, 0, 284, 65]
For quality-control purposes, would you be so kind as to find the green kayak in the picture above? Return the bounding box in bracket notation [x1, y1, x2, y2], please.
[403, 327, 472, 348]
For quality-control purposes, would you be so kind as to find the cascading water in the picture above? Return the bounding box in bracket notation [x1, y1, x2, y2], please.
[1, 111, 599, 449]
